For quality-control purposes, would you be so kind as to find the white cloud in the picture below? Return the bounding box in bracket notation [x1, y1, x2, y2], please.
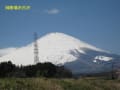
[45, 8, 60, 14]
[0, 47, 17, 57]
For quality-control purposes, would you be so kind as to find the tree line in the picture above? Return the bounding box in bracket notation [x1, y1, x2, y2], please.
[0, 61, 72, 78]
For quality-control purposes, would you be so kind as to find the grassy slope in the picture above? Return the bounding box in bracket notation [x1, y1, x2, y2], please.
[0, 78, 120, 90]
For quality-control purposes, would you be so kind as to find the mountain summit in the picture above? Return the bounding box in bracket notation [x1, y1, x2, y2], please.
[0, 32, 120, 74]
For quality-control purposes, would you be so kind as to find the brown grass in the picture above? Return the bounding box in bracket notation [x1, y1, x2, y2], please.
[0, 77, 120, 90]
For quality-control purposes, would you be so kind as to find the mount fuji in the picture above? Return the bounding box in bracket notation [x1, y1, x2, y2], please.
[0, 32, 120, 74]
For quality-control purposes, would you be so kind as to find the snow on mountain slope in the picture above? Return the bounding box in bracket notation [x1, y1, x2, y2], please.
[0, 32, 104, 65]
[0, 48, 17, 57]
[0, 32, 119, 74]
[94, 56, 113, 62]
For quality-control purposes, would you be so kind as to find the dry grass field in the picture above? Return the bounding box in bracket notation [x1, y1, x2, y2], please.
[0, 77, 120, 90]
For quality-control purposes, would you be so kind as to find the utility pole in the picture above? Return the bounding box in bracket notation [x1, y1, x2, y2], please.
[111, 60, 115, 79]
[34, 32, 39, 64]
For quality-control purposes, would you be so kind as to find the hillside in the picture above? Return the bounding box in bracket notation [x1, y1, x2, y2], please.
[0, 78, 120, 90]
[0, 32, 120, 74]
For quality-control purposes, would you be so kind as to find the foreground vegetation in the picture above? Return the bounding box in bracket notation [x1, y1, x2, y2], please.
[0, 61, 120, 90]
[0, 77, 120, 90]
[0, 61, 72, 78]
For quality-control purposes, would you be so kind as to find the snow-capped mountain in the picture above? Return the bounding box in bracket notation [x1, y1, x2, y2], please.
[0, 32, 120, 74]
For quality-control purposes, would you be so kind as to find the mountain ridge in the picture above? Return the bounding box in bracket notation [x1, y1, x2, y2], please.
[0, 32, 120, 74]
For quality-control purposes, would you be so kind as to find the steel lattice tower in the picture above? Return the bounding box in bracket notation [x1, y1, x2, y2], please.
[34, 32, 39, 64]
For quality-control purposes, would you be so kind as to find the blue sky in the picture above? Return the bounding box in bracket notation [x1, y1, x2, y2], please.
[0, 0, 120, 54]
